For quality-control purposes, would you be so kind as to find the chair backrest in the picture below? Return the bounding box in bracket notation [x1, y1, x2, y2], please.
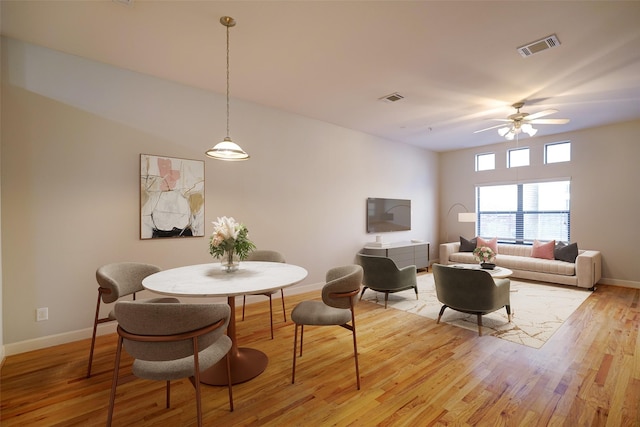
[96, 262, 161, 303]
[246, 250, 286, 263]
[322, 265, 363, 309]
[114, 301, 230, 361]
[356, 253, 400, 285]
[432, 264, 503, 311]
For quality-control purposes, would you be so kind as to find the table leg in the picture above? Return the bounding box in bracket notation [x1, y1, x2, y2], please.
[200, 296, 269, 385]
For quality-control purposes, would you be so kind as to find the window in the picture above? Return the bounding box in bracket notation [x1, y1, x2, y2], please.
[476, 153, 495, 171]
[508, 147, 529, 168]
[545, 141, 571, 164]
[476, 180, 570, 243]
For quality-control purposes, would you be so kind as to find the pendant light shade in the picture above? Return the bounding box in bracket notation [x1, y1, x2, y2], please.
[206, 16, 249, 161]
[206, 137, 248, 160]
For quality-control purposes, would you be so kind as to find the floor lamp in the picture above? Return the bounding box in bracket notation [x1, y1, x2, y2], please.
[445, 203, 476, 242]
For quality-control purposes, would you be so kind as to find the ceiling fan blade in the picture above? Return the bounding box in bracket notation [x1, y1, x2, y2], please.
[474, 123, 509, 133]
[525, 109, 558, 120]
[527, 118, 570, 124]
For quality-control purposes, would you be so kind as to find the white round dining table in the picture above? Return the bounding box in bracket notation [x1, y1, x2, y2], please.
[142, 261, 308, 385]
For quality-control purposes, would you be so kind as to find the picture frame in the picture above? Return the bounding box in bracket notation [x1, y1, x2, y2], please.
[140, 154, 205, 239]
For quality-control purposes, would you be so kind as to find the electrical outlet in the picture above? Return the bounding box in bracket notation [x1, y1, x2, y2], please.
[36, 307, 48, 322]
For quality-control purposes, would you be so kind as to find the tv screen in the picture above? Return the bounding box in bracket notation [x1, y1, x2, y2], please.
[366, 198, 411, 233]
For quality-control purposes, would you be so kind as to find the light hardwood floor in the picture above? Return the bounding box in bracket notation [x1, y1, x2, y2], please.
[1, 277, 639, 426]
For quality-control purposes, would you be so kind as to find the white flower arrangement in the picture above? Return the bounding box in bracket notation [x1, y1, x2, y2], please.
[209, 216, 255, 261]
[473, 246, 496, 263]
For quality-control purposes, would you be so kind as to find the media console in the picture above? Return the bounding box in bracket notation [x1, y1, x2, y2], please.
[362, 241, 430, 270]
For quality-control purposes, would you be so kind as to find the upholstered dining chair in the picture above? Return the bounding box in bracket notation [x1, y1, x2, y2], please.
[432, 263, 511, 336]
[242, 250, 287, 339]
[87, 262, 179, 378]
[107, 301, 233, 427]
[356, 253, 418, 308]
[291, 264, 364, 390]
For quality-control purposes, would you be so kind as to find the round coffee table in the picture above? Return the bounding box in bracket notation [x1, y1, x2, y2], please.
[450, 264, 513, 279]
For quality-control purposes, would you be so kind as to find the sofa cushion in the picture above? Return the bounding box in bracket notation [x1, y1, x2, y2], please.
[477, 237, 498, 253]
[555, 242, 579, 263]
[459, 236, 477, 252]
[532, 240, 555, 260]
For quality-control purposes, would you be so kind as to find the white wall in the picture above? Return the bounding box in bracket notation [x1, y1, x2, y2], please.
[439, 120, 640, 287]
[1, 38, 438, 353]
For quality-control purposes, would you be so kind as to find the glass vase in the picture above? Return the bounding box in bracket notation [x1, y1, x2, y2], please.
[221, 250, 239, 273]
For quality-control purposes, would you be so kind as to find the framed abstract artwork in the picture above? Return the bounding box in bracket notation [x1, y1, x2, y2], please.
[140, 154, 205, 239]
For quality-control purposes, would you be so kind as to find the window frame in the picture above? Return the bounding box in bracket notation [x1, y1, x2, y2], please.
[475, 179, 571, 244]
[475, 152, 495, 171]
[544, 141, 571, 164]
[507, 147, 530, 168]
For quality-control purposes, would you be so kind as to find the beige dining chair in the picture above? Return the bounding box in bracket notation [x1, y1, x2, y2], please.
[88, 262, 179, 378]
[291, 264, 364, 390]
[242, 250, 287, 339]
[107, 301, 233, 427]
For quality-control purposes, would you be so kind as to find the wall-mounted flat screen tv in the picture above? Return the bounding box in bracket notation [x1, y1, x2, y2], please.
[366, 197, 411, 233]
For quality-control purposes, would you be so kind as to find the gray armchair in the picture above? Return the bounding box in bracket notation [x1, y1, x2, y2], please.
[432, 263, 511, 336]
[356, 253, 418, 308]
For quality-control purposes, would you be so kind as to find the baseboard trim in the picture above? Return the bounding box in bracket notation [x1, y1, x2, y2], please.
[598, 277, 640, 289]
[3, 281, 325, 357]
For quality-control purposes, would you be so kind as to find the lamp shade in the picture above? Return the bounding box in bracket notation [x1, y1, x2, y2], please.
[458, 212, 476, 223]
[205, 137, 249, 161]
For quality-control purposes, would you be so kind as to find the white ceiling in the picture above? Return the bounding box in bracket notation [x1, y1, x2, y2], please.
[3, 0, 640, 152]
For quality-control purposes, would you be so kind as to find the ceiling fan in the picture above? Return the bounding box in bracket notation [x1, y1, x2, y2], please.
[474, 102, 570, 140]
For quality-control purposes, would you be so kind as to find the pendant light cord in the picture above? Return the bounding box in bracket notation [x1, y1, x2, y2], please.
[226, 23, 231, 139]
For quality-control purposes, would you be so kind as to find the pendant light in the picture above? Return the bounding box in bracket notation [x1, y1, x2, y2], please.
[206, 16, 249, 161]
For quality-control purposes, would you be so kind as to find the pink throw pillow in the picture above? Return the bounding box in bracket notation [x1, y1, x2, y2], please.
[532, 239, 556, 260]
[477, 237, 498, 254]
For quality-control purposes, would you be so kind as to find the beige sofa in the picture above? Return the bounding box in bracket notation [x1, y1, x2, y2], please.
[439, 242, 601, 289]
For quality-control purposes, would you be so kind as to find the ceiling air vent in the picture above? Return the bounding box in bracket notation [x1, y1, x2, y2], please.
[517, 34, 560, 57]
[379, 92, 404, 103]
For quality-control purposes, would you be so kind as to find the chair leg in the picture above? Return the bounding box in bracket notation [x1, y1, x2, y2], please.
[292, 323, 299, 384]
[87, 292, 103, 378]
[106, 336, 123, 427]
[350, 311, 361, 390]
[437, 305, 447, 323]
[506, 305, 512, 322]
[384, 292, 389, 308]
[280, 288, 287, 322]
[192, 339, 202, 427]
[359, 287, 368, 301]
[242, 295, 246, 321]
[226, 353, 234, 412]
[269, 294, 274, 339]
[166, 381, 171, 408]
[299, 325, 304, 356]
[477, 314, 483, 336]
[414, 286, 419, 300]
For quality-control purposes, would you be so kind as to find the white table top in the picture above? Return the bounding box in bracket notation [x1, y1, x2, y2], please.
[142, 261, 308, 297]
[450, 263, 513, 279]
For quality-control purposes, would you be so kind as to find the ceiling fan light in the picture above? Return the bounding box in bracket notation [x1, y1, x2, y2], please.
[206, 137, 249, 161]
[498, 127, 510, 136]
[505, 131, 515, 141]
[521, 123, 537, 136]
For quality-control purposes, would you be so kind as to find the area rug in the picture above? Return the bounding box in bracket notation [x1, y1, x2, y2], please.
[361, 273, 592, 348]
